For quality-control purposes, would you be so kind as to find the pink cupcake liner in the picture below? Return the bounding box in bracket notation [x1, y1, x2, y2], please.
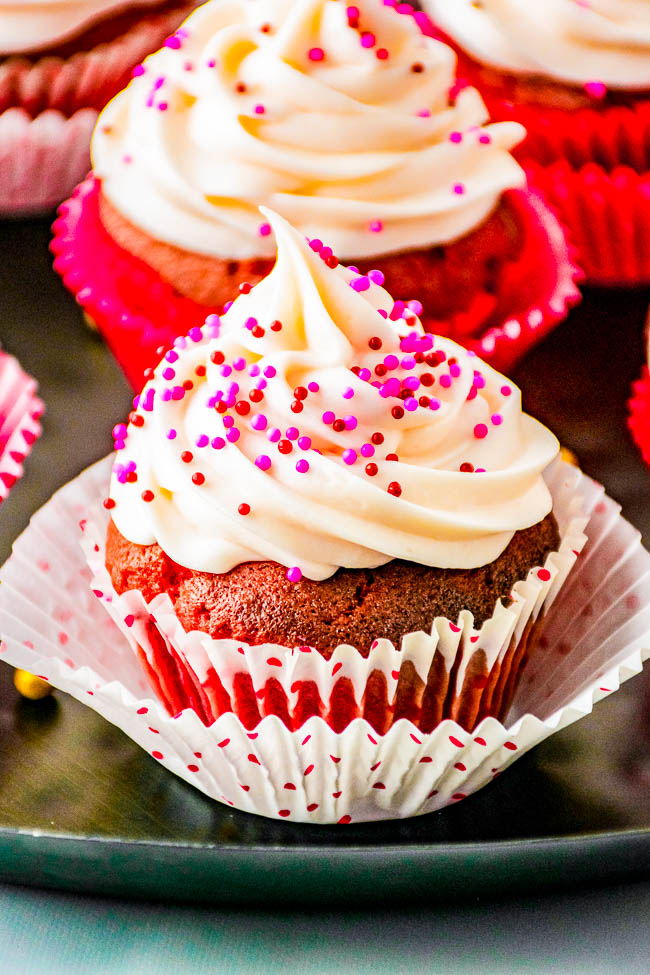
[0, 350, 43, 505]
[628, 366, 650, 467]
[0, 3, 197, 118]
[0, 107, 96, 215]
[528, 161, 650, 288]
[51, 175, 582, 388]
[0, 456, 648, 822]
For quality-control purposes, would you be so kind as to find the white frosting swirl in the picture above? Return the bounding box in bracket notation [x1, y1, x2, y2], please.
[425, 0, 650, 91]
[92, 0, 525, 261]
[0, 0, 163, 55]
[108, 209, 558, 580]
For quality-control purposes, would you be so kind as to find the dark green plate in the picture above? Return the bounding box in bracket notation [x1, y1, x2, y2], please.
[0, 220, 648, 906]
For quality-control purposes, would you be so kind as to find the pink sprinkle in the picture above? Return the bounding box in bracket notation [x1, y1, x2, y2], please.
[258, 223, 271, 237]
[357, 367, 371, 381]
[251, 414, 267, 431]
[368, 269, 384, 285]
[167, 429, 177, 440]
[491, 413, 503, 426]
[407, 299, 423, 315]
[161, 389, 172, 402]
[453, 183, 465, 195]
[360, 443, 374, 458]
[342, 387, 355, 400]
[196, 435, 209, 448]
[308, 381, 320, 393]
[212, 437, 225, 449]
[255, 454, 271, 471]
[309, 239, 322, 252]
[473, 423, 488, 440]
[132, 64, 145, 77]
[384, 354, 399, 370]
[361, 32, 375, 49]
[207, 59, 216, 68]
[449, 131, 462, 143]
[249, 364, 260, 377]
[233, 357, 246, 371]
[369, 220, 383, 233]
[439, 375, 452, 388]
[479, 133, 491, 145]
[158, 102, 168, 112]
[224, 300, 233, 312]
[162, 367, 175, 380]
[585, 80, 607, 100]
[267, 427, 281, 442]
[449, 363, 461, 378]
[474, 373, 486, 389]
[342, 449, 357, 465]
[244, 317, 258, 330]
[501, 385, 512, 397]
[344, 415, 358, 431]
[416, 109, 431, 118]
[164, 36, 181, 50]
[296, 459, 310, 473]
[308, 47, 325, 61]
[226, 428, 240, 443]
[222, 416, 234, 429]
[298, 436, 312, 450]
[350, 276, 370, 292]
[254, 104, 265, 115]
[429, 398, 441, 411]
[322, 410, 335, 424]
[376, 48, 389, 60]
[286, 427, 299, 441]
[404, 397, 418, 412]
[287, 566, 302, 583]
[264, 366, 276, 378]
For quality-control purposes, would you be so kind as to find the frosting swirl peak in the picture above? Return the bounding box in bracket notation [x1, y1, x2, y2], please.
[93, 0, 525, 260]
[108, 209, 558, 580]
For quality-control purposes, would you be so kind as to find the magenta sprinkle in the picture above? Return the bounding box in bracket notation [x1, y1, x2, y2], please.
[296, 459, 310, 473]
[223, 416, 234, 429]
[113, 424, 127, 439]
[309, 239, 322, 252]
[264, 366, 276, 378]
[501, 385, 512, 397]
[132, 64, 145, 77]
[449, 131, 462, 144]
[212, 437, 225, 449]
[360, 443, 374, 458]
[165, 350, 178, 363]
[342, 449, 357, 465]
[196, 435, 209, 448]
[453, 183, 465, 195]
[404, 398, 418, 412]
[220, 365, 232, 378]
[350, 276, 370, 292]
[479, 133, 491, 145]
[255, 454, 271, 471]
[298, 436, 312, 450]
[226, 428, 240, 443]
[163, 367, 175, 380]
[361, 32, 375, 48]
[114, 440, 125, 451]
[358, 368, 371, 381]
[161, 389, 172, 402]
[223, 301, 233, 313]
[157, 103, 168, 112]
[474, 374, 486, 389]
[584, 80, 607, 100]
[189, 327, 203, 342]
[369, 220, 383, 233]
[233, 358, 246, 371]
[407, 300, 423, 316]
[207, 59, 216, 68]
[249, 364, 261, 377]
[171, 387, 185, 401]
[267, 427, 281, 443]
[449, 363, 461, 378]
[384, 354, 399, 370]
[322, 411, 335, 424]
[439, 375, 452, 389]
[344, 415, 358, 431]
[308, 47, 324, 61]
[258, 223, 271, 237]
[286, 427, 299, 441]
[403, 376, 420, 391]
[342, 387, 355, 399]
[256, 378, 267, 390]
[164, 36, 181, 49]
[245, 317, 258, 330]
[254, 104, 265, 114]
[368, 269, 384, 285]
[491, 414, 503, 426]
[429, 398, 441, 411]
[389, 300, 405, 321]
[416, 109, 431, 118]
[286, 566, 302, 583]
[308, 381, 319, 393]
[473, 423, 488, 440]
[251, 414, 267, 431]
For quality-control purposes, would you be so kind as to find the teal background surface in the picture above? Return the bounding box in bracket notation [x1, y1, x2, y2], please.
[0, 881, 648, 974]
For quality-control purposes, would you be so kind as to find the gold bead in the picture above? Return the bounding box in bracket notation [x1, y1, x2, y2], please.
[13, 669, 53, 701]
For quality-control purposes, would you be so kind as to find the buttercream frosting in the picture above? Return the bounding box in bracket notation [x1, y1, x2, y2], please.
[92, 0, 525, 261]
[107, 208, 559, 581]
[0, 0, 164, 55]
[425, 0, 650, 91]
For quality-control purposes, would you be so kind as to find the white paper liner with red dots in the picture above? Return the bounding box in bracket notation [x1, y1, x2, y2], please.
[0, 350, 43, 504]
[0, 457, 648, 823]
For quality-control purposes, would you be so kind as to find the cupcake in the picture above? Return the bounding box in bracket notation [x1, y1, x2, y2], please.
[628, 315, 650, 466]
[422, 0, 650, 285]
[52, 0, 580, 388]
[96, 206, 583, 740]
[0, 0, 198, 215]
[0, 349, 43, 505]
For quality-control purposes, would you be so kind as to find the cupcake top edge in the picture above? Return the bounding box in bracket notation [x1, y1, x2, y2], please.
[425, 0, 650, 92]
[91, 0, 525, 262]
[106, 207, 559, 582]
[0, 0, 165, 56]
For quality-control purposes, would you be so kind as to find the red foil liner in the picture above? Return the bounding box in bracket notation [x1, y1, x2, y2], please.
[528, 161, 650, 288]
[628, 367, 650, 467]
[51, 175, 581, 387]
[0, 3, 197, 118]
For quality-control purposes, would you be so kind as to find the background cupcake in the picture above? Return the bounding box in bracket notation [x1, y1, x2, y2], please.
[422, 0, 650, 286]
[0, 0, 198, 215]
[52, 0, 580, 388]
[96, 207, 583, 740]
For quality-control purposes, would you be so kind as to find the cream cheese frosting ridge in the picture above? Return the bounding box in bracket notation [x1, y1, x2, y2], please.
[425, 0, 650, 91]
[92, 0, 525, 261]
[107, 208, 559, 581]
[1, 0, 163, 55]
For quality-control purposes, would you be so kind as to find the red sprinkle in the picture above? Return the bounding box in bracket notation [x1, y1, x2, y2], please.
[181, 451, 193, 463]
[192, 472, 205, 485]
[238, 503, 251, 516]
[387, 481, 402, 497]
[141, 490, 154, 502]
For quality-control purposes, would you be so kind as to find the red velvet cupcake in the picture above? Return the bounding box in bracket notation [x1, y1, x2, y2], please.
[95, 207, 584, 738]
[421, 0, 650, 286]
[52, 0, 580, 387]
[0, 0, 197, 214]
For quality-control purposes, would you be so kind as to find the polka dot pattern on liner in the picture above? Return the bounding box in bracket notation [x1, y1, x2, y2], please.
[107, 208, 559, 582]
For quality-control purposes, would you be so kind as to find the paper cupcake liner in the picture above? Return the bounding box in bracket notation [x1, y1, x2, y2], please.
[1, 457, 648, 823]
[0, 350, 43, 504]
[628, 367, 650, 467]
[0, 107, 96, 215]
[51, 175, 581, 389]
[82, 461, 587, 739]
[0, 3, 197, 119]
[417, 11, 650, 170]
[527, 161, 650, 288]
